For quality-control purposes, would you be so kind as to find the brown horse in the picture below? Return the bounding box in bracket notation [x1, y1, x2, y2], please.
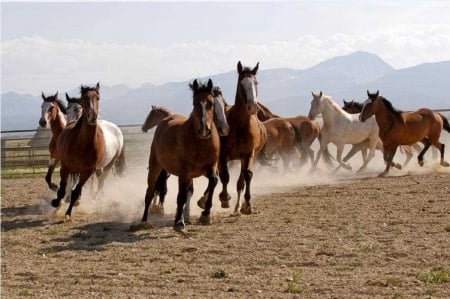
[218, 61, 267, 214]
[138, 79, 220, 232]
[342, 99, 421, 168]
[39, 91, 67, 191]
[260, 117, 302, 171]
[360, 90, 450, 177]
[51, 83, 106, 217]
[256, 102, 281, 121]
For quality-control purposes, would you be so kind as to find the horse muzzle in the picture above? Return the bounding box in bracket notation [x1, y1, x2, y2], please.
[39, 118, 47, 128]
[218, 125, 230, 136]
[198, 129, 212, 139]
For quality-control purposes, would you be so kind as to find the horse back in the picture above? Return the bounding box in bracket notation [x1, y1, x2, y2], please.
[97, 120, 124, 169]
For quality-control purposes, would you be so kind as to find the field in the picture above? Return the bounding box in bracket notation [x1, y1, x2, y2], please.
[2, 149, 450, 299]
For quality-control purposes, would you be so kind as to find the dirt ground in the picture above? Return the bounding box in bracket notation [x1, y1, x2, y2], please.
[1, 162, 450, 298]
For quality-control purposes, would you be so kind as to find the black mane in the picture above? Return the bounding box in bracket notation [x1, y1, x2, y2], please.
[189, 80, 213, 95]
[379, 96, 403, 115]
[56, 99, 67, 114]
[80, 85, 98, 95]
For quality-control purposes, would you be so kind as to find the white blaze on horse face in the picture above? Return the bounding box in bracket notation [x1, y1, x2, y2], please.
[240, 77, 258, 114]
[213, 95, 230, 136]
[39, 102, 54, 127]
[200, 101, 211, 137]
[67, 103, 82, 123]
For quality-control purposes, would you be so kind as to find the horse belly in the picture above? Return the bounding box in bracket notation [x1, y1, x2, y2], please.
[97, 121, 124, 168]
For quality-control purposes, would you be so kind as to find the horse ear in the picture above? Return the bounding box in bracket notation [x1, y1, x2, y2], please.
[251, 62, 259, 75]
[367, 90, 370, 97]
[343, 100, 348, 105]
[192, 79, 199, 91]
[311, 91, 315, 97]
[65, 93, 70, 101]
[207, 78, 213, 92]
[375, 90, 379, 97]
[237, 61, 243, 74]
[41, 92, 46, 100]
[96, 82, 100, 91]
[319, 91, 323, 97]
[54, 91, 58, 99]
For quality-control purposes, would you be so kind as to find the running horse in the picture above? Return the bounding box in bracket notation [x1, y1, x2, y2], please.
[39, 92, 67, 191]
[308, 91, 379, 172]
[360, 90, 450, 177]
[52, 83, 125, 217]
[136, 79, 220, 232]
[218, 61, 267, 214]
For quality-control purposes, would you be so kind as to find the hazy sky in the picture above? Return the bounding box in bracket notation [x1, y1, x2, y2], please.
[2, 1, 450, 95]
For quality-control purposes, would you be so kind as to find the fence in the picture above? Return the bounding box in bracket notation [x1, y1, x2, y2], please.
[1, 124, 152, 177]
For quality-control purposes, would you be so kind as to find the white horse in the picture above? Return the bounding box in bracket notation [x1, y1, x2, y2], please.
[308, 91, 379, 172]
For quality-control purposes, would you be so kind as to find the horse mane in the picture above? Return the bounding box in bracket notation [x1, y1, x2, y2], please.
[56, 99, 67, 114]
[80, 85, 99, 95]
[152, 106, 172, 115]
[349, 101, 364, 111]
[212, 86, 230, 106]
[67, 96, 81, 104]
[322, 95, 348, 116]
[379, 96, 403, 115]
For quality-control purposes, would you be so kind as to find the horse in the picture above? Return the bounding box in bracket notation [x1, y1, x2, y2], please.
[51, 83, 126, 217]
[256, 102, 281, 121]
[66, 93, 83, 124]
[39, 91, 67, 191]
[342, 99, 422, 168]
[360, 90, 450, 177]
[308, 91, 379, 172]
[217, 61, 267, 215]
[135, 79, 220, 232]
[140, 86, 230, 216]
[259, 117, 302, 172]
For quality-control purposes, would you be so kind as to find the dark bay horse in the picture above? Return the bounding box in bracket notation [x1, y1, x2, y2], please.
[39, 92, 67, 191]
[137, 79, 220, 232]
[360, 90, 450, 177]
[218, 61, 267, 214]
[51, 83, 106, 217]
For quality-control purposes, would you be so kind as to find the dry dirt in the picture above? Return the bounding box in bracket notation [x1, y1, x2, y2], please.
[1, 162, 450, 298]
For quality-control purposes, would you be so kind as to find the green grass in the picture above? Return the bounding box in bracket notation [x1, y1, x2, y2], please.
[418, 268, 450, 284]
[285, 268, 304, 294]
[212, 269, 229, 279]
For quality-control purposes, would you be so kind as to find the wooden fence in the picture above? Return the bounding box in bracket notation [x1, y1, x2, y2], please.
[1, 124, 152, 177]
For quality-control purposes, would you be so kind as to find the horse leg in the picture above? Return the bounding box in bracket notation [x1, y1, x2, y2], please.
[64, 170, 93, 218]
[51, 164, 70, 209]
[141, 164, 163, 223]
[218, 157, 231, 208]
[174, 178, 190, 232]
[401, 146, 413, 168]
[150, 170, 169, 215]
[240, 158, 254, 215]
[46, 158, 59, 192]
[379, 147, 397, 177]
[335, 144, 352, 171]
[199, 171, 219, 225]
[438, 144, 449, 167]
[183, 181, 194, 225]
[417, 138, 431, 166]
[234, 167, 245, 215]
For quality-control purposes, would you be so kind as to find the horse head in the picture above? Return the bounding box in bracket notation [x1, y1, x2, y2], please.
[190, 78, 215, 139]
[141, 106, 171, 132]
[308, 91, 323, 120]
[342, 99, 362, 114]
[212, 86, 230, 136]
[360, 90, 379, 122]
[80, 82, 100, 125]
[40, 91, 65, 127]
[237, 61, 259, 115]
[65, 93, 83, 123]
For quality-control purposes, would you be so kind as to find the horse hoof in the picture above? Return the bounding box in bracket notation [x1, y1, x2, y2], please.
[73, 199, 80, 207]
[199, 215, 211, 225]
[63, 215, 72, 222]
[173, 221, 186, 232]
[197, 195, 207, 209]
[240, 203, 252, 215]
[50, 183, 58, 192]
[219, 193, 231, 208]
[129, 222, 153, 232]
[418, 160, 424, 167]
[395, 163, 402, 170]
[51, 199, 60, 208]
[378, 172, 388, 178]
[441, 161, 450, 167]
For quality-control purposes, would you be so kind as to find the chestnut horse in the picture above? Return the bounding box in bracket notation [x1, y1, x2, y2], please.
[342, 99, 421, 168]
[138, 79, 220, 232]
[360, 90, 450, 177]
[39, 92, 68, 191]
[218, 61, 267, 214]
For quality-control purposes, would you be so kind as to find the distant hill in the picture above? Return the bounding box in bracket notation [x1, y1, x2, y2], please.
[2, 51, 449, 130]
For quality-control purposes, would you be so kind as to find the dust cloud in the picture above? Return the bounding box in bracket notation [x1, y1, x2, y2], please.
[47, 131, 450, 226]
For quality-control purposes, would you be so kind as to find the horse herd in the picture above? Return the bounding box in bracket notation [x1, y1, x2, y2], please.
[39, 61, 450, 232]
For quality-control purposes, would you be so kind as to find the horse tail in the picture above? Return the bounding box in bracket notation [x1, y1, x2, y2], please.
[438, 113, 450, 133]
[291, 125, 303, 153]
[114, 144, 127, 176]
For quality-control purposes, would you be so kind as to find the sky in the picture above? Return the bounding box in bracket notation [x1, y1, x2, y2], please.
[2, 1, 450, 95]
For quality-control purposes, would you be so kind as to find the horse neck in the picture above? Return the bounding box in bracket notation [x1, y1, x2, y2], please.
[373, 104, 397, 135]
[49, 109, 66, 135]
[77, 116, 101, 145]
[320, 100, 340, 125]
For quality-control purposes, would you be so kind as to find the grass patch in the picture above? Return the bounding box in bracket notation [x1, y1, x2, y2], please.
[418, 267, 450, 284]
[445, 224, 450, 232]
[285, 268, 304, 294]
[18, 289, 32, 296]
[212, 269, 228, 279]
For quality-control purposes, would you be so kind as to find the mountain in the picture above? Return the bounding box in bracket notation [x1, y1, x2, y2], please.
[2, 51, 449, 130]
